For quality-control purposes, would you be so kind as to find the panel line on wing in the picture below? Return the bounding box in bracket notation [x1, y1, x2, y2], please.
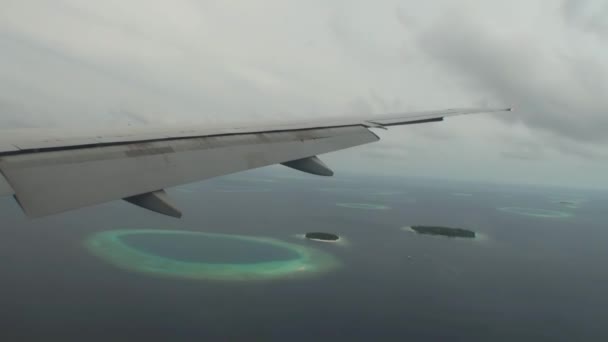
[0, 172, 14, 197]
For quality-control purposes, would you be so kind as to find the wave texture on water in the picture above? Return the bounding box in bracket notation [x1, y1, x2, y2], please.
[498, 207, 572, 218]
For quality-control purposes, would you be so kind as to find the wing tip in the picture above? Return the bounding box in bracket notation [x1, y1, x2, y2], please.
[480, 107, 512, 113]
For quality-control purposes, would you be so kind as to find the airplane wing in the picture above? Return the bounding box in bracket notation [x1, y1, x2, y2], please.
[0, 107, 510, 218]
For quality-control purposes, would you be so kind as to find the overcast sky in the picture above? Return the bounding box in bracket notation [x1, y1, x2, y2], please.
[1, 0, 607, 189]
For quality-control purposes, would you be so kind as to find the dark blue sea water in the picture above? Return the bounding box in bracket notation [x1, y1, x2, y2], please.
[1, 168, 607, 341]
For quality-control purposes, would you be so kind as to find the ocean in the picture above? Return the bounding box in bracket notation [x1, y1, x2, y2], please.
[1, 168, 607, 341]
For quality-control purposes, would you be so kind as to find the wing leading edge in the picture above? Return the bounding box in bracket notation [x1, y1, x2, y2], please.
[0, 107, 510, 218]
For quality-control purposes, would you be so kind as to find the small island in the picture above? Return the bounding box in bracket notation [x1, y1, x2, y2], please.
[305, 232, 340, 242]
[410, 226, 476, 239]
[557, 201, 580, 209]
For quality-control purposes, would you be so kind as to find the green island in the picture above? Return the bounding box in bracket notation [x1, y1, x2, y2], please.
[551, 199, 584, 209]
[409, 226, 476, 239]
[85, 229, 339, 281]
[305, 232, 340, 241]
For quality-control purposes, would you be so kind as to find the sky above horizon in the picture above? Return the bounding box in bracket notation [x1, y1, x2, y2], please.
[1, 1, 607, 189]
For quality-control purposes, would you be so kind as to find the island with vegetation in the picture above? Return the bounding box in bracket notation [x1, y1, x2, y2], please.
[305, 232, 340, 241]
[410, 226, 476, 239]
[550, 198, 584, 209]
[557, 201, 580, 209]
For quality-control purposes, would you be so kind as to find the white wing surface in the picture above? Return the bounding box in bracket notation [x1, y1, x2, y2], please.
[0, 107, 510, 218]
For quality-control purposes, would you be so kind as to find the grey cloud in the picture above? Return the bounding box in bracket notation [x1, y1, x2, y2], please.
[496, 129, 606, 160]
[359, 135, 425, 158]
[357, 147, 410, 161]
[395, 7, 418, 31]
[550, 138, 606, 160]
[0, 29, 305, 127]
[561, 0, 608, 38]
[343, 97, 375, 116]
[500, 151, 541, 161]
[108, 108, 151, 125]
[500, 143, 545, 161]
[409, 6, 608, 144]
[2, 1, 608, 188]
[0, 99, 56, 129]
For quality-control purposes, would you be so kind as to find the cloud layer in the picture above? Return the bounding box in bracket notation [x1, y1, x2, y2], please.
[1, 0, 607, 188]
